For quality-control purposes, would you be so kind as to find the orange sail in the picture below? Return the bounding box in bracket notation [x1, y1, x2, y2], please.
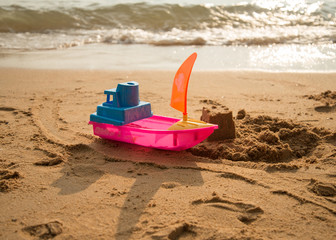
[170, 52, 197, 116]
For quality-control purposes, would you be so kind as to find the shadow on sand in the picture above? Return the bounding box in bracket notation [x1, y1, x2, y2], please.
[52, 139, 204, 239]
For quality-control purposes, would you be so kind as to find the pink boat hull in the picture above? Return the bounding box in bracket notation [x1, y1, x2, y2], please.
[89, 115, 218, 151]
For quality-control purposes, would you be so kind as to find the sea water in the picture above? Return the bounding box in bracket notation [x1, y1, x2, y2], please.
[0, 0, 335, 71]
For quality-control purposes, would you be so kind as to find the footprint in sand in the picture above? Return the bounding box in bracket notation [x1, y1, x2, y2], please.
[0, 106, 32, 117]
[22, 221, 63, 239]
[308, 179, 336, 197]
[161, 182, 181, 189]
[0, 107, 16, 112]
[33, 146, 65, 167]
[314, 104, 336, 113]
[191, 194, 264, 224]
[150, 222, 197, 240]
[34, 157, 63, 166]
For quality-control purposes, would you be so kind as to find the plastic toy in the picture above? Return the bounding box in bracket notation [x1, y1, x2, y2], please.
[90, 81, 152, 126]
[89, 53, 218, 150]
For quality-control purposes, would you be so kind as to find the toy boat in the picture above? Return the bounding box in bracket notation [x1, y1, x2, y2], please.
[89, 53, 218, 151]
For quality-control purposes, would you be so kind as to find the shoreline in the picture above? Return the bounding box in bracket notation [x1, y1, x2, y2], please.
[2, 65, 336, 73]
[1, 43, 335, 72]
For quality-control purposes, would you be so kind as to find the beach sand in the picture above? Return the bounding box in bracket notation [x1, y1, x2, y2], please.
[0, 68, 335, 239]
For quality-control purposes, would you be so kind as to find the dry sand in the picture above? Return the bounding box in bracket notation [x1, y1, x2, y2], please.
[0, 68, 335, 240]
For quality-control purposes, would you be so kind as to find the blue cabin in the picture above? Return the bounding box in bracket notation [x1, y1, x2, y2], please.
[90, 81, 153, 126]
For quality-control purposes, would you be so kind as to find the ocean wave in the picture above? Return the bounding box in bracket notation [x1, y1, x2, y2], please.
[0, 26, 334, 51]
[0, 2, 335, 33]
[0, 1, 335, 49]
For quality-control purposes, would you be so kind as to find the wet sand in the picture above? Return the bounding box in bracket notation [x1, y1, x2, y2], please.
[0, 68, 335, 239]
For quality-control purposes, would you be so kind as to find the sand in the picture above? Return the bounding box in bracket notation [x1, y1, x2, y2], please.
[0, 68, 335, 239]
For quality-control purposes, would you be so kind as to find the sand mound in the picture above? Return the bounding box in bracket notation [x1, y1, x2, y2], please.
[22, 221, 63, 239]
[0, 169, 21, 192]
[305, 90, 336, 113]
[305, 90, 336, 105]
[190, 110, 335, 163]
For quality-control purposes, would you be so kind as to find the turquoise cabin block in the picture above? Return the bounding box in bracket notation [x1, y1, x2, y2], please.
[90, 81, 152, 126]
